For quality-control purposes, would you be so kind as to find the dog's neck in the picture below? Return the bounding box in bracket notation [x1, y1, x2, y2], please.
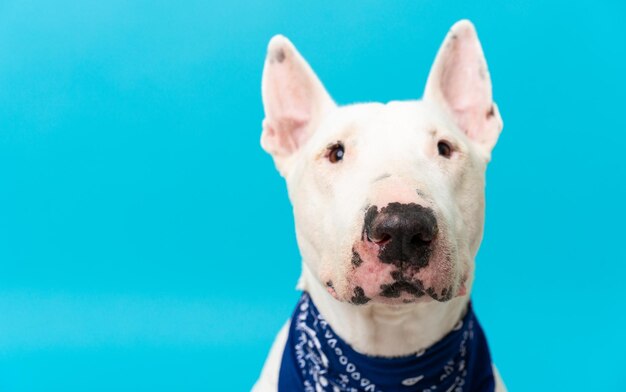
[299, 263, 470, 357]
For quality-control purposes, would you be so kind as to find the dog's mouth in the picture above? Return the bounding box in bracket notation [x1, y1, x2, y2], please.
[379, 279, 425, 299]
[378, 272, 457, 303]
[342, 268, 466, 306]
[381, 270, 443, 300]
[345, 240, 466, 305]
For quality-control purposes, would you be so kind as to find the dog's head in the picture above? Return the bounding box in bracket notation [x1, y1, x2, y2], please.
[260, 20, 502, 306]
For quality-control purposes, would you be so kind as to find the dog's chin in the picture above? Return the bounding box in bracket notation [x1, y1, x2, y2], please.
[366, 293, 436, 306]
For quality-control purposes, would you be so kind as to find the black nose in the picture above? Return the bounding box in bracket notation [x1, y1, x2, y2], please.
[364, 202, 438, 268]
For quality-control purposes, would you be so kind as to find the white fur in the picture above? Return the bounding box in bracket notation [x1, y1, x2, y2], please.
[253, 20, 506, 391]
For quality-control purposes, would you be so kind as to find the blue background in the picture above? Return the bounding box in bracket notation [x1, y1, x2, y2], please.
[1, 1, 625, 390]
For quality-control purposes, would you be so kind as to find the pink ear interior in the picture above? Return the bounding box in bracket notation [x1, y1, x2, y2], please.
[261, 36, 334, 159]
[425, 21, 502, 153]
[439, 32, 493, 140]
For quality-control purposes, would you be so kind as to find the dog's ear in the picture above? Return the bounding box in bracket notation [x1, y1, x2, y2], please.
[424, 20, 503, 160]
[261, 35, 335, 175]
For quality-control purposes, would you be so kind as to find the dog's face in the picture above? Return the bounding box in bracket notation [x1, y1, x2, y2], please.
[261, 20, 502, 306]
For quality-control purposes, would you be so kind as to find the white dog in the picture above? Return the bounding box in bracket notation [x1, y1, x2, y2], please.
[253, 20, 506, 392]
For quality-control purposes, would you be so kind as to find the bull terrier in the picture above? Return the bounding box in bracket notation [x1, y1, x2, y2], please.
[253, 20, 507, 392]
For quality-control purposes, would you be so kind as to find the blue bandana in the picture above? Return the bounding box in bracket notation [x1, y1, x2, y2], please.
[278, 292, 495, 392]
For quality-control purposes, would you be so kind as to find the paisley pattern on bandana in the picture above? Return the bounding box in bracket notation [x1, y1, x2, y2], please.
[278, 292, 495, 392]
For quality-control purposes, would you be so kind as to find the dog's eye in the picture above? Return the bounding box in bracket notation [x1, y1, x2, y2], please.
[437, 141, 452, 158]
[327, 142, 345, 163]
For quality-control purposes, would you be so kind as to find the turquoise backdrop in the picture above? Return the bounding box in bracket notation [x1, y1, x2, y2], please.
[1, 1, 625, 390]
